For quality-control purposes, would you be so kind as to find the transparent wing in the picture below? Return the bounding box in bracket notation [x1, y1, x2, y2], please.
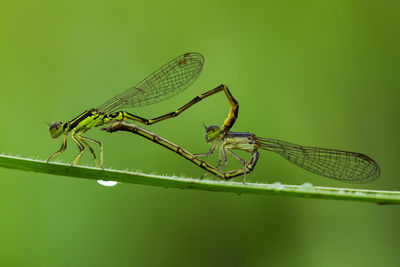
[96, 52, 204, 113]
[257, 137, 380, 183]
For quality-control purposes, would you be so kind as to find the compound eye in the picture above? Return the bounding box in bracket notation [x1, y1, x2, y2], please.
[49, 121, 62, 131]
[205, 125, 220, 142]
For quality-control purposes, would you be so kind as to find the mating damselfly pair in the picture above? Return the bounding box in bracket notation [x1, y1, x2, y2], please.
[47, 52, 380, 183]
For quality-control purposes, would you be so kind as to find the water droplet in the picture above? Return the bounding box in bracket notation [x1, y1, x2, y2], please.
[97, 180, 118, 187]
[270, 182, 284, 190]
[298, 182, 315, 191]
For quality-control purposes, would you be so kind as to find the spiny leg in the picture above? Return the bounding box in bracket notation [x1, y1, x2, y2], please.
[47, 133, 68, 163]
[77, 135, 100, 168]
[195, 141, 219, 158]
[80, 136, 103, 168]
[71, 133, 86, 166]
[222, 150, 259, 181]
[218, 146, 229, 171]
[216, 146, 224, 169]
[197, 142, 221, 179]
[226, 149, 249, 184]
[199, 144, 223, 179]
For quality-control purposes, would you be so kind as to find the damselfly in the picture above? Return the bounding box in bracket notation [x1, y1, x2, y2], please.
[195, 124, 380, 183]
[47, 52, 238, 167]
[103, 121, 379, 184]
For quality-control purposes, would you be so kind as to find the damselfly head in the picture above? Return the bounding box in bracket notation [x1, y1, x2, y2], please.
[49, 121, 63, 139]
[204, 125, 220, 143]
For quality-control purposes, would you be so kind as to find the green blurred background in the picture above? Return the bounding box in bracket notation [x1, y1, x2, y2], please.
[0, 0, 399, 266]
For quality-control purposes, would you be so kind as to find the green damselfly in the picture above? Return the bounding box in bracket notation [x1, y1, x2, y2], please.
[47, 52, 238, 167]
